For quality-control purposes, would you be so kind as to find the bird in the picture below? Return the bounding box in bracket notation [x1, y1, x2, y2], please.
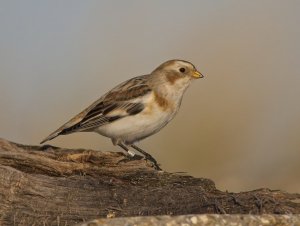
[41, 59, 204, 170]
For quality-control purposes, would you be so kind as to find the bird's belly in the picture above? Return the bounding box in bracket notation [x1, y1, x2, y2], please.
[95, 107, 175, 144]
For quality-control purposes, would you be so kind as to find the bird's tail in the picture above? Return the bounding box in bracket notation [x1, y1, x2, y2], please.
[40, 131, 61, 144]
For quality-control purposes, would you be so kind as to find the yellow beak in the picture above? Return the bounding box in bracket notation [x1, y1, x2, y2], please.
[193, 70, 204, 78]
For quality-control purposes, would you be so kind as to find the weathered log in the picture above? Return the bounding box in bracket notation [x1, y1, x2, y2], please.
[0, 138, 299, 225]
[79, 214, 300, 226]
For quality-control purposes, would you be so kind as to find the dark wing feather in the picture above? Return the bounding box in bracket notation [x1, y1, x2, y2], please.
[59, 76, 151, 134]
[60, 102, 145, 134]
[126, 103, 145, 115]
[41, 75, 152, 143]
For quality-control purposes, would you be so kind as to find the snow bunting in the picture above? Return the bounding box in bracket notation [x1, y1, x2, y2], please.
[41, 59, 204, 169]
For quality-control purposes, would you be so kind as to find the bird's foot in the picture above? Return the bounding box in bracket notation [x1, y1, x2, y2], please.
[117, 152, 143, 164]
[131, 144, 162, 170]
[141, 155, 162, 171]
[117, 142, 161, 170]
[39, 144, 59, 151]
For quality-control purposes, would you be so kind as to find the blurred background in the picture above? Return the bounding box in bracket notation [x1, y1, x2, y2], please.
[1, 1, 300, 192]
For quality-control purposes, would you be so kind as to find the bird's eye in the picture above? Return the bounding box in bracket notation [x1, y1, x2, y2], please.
[179, 67, 186, 73]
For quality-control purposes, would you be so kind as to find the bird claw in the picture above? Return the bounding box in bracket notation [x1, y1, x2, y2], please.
[143, 157, 162, 171]
[117, 153, 143, 164]
[117, 143, 162, 170]
[117, 152, 161, 170]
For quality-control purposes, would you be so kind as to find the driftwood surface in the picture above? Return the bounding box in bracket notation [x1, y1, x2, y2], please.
[80, 214, 300, 226]
[0, 138, 299, 226]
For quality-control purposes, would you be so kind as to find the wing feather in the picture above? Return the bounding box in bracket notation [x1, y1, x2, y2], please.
[40, 75, 152, 143]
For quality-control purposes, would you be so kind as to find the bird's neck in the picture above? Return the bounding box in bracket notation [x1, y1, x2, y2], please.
[155, 78, 191, 107]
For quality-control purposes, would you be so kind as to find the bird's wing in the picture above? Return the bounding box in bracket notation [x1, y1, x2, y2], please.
[40, 75, 152, 144]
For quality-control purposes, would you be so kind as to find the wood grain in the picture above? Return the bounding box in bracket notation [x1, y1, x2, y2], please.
[0, 138, 299, 226]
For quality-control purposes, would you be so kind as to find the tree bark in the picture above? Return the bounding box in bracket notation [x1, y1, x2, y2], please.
[0, 138, 299, 226]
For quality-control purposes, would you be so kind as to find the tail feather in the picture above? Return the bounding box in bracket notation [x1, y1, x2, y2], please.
[40, 106, 90, 145]
[40, 131, 61, 144]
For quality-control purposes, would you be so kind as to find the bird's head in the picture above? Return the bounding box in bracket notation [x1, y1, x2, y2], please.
[152, 59, 204, 86]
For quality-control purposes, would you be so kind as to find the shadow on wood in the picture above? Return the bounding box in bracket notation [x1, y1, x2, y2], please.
[0, 138, 299, 225]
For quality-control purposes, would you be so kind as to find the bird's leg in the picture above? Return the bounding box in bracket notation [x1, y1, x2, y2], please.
[130, 144, 161, 170]
[117, 143, 136, 157]
[114, 138, 160, 169]
[116, 142, 144, 165]
[112, 138, 135, 157]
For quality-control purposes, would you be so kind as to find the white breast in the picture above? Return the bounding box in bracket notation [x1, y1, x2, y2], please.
[95, 92, 178, 144]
